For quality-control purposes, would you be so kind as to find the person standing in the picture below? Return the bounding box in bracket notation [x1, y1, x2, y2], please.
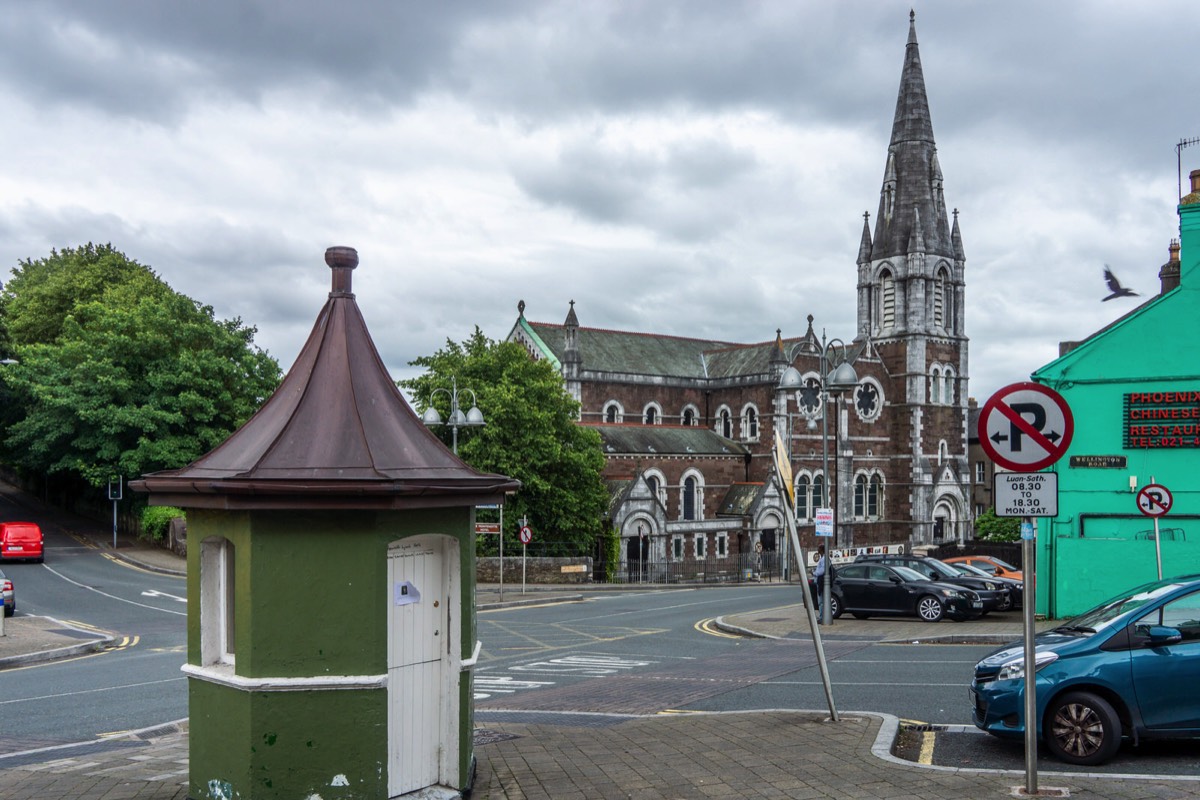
[811, 544, 826, 611]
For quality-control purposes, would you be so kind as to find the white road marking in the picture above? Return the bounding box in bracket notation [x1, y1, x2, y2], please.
[40, 564, 186, 616]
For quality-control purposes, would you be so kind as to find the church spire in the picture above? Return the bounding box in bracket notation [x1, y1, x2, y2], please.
[871, 11, 948, 261]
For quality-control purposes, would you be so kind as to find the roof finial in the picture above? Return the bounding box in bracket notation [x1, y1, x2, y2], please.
[325, 246, 358, 296]
[518, 299, 525, 318]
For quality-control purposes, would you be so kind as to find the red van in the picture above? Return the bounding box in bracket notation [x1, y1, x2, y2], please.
[0, 522, 44, 562]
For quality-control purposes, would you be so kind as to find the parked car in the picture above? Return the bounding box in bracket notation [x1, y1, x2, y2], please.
[0, 567, 13, 616]
[944, 554, 1022, 582]
[947, 561, 1023, 609]
[971, 574, 1200, 766]
[815, 562, 984, 622]
[855, 554, 1012, 613]
[0, 521, 43, 562]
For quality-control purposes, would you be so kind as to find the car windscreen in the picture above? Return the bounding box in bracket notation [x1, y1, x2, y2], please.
[1067, 581, 1188, 632]
[891, 565, 927, 582]
[924, 561, 959, 579]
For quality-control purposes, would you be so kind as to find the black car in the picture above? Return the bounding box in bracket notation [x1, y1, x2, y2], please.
[948, 561, 1023, 609]
[818, 562, 984, 622]
[856, 554, 1012, 613]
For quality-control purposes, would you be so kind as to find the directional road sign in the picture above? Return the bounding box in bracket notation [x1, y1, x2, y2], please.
[979, 382, 1074, 471]
[1137, 484, 1173, 518]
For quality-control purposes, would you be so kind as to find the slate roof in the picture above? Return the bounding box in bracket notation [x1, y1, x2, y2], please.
[133, 247, 520, 511]
[717, 482, 764, 517]
[526, 320, 807, 381]
[592, 425, 750, 457]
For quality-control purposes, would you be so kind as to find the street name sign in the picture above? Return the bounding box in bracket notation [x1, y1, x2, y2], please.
[995, 472, 1058, 518]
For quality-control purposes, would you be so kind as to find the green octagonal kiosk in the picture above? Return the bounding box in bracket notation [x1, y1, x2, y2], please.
[133, 246, 518, 800]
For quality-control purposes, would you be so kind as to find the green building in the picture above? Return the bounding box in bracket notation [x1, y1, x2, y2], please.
[1032, 172, 1200, 618]
[134, 247, 518, 799]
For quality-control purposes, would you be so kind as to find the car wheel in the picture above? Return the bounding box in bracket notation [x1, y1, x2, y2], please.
[851, 612, 871, 620]
[4, 604, 12, 617]
[1044, 691, 1122, 766]
[827, 594, 843, 620]
[916, 595, 945, 622]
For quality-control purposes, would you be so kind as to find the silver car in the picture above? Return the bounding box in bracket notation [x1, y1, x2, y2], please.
[0, 567, 14, 616]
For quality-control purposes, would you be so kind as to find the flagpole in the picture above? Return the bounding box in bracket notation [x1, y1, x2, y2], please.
[773, 431, 839, 721]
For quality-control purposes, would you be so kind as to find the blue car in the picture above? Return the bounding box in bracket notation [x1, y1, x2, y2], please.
[971, 574, 1200, 765]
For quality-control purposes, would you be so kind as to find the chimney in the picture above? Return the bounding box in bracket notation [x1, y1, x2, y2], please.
[1159, 239, 1181, 294]
[1192, 169, 1200, 196]
[326, 245, 358, 296]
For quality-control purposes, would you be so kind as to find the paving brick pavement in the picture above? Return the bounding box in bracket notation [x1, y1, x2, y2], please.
[6, 710, 1198, 800]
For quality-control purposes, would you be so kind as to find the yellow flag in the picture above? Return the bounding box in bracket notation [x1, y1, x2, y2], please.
[773, 429, 794, 505]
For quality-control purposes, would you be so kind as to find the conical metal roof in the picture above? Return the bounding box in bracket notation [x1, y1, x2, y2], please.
[132, 246, 519, 510]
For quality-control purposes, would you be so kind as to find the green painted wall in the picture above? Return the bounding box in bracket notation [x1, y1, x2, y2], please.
[1034, 199, 1200, 617]
[189, 679, 386, 800]
[185, 504, 479, 797]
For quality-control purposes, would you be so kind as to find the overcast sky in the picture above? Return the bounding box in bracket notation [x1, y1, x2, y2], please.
[2, 1, 1197, 405]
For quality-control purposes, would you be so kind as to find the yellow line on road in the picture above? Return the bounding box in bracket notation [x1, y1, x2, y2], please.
[695, 618, 741, 638]
[919, 731, 935, 765]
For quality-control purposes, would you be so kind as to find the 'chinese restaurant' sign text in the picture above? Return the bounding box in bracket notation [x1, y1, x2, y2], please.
[1123, 391, 1200, 449]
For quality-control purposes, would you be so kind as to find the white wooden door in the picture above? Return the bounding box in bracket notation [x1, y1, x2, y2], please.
[387, 537, 445, 796]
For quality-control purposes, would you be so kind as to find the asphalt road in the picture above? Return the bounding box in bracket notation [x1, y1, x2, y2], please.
[475, 586, 1200, 777]
[0, 524, 186, 749]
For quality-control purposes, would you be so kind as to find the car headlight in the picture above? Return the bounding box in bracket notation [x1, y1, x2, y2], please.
[985, 582, 997, 590]
[996, 651, 1058, 681]
[939, 588, 963, 598]
[1014, 583, 1023, 591]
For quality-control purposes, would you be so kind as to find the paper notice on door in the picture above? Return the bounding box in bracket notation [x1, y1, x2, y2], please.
[394, 580, 421, 606]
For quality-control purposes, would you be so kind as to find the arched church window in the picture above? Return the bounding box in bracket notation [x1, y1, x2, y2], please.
[934, 269, 948, 328]
[741, 405, 759, 440]
[854, 474, 867, 518]
[795, 475, 811, 520]
[718, 408, 732, 439]
[681, 406, 697, 426]
[943, 367, 955, 406]
[868, 474, 882, 518]
[880, 268, 896, 329]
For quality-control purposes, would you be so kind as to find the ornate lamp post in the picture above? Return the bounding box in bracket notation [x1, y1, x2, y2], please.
[420, 376, 485, 455]
[780, 332, 858, 625]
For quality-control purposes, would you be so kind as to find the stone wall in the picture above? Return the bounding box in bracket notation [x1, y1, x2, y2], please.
[477, 556, 593, 584]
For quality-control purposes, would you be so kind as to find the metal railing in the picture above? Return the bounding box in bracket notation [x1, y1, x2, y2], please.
[603, 552, 793, 585]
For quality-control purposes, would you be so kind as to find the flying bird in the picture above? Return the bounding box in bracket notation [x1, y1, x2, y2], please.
[1102, 266, 1139, 301]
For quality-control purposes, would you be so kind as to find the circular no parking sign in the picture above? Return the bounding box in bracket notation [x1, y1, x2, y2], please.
[979, 382, 1074, 471]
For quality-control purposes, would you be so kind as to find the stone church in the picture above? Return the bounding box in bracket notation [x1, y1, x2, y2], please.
[507, 14, 970, 570]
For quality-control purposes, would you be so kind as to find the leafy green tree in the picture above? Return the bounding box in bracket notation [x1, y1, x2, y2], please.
[974, 507, 1021, 542]
[0, 244, 281, 486]
[403, 329, 609, 557]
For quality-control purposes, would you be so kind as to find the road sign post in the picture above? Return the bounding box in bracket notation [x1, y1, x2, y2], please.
[978, 382, 1074, 797]
[1137, 482, 1173, 579]
[518, 525, 533, 593]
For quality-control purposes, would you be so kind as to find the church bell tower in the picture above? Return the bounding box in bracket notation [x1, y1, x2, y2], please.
[856, 11, 971, 545]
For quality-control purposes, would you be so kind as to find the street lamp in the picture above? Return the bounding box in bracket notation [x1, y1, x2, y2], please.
[780, 331, 858, 625]
[420, 376, 484, 455]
